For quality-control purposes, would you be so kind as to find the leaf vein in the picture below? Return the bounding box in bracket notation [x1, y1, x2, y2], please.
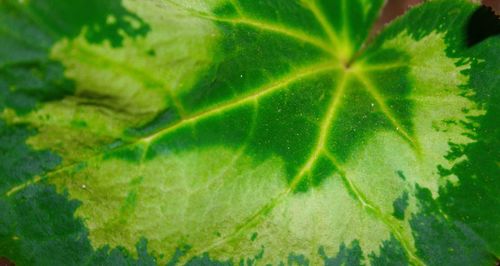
[355, 72, 422, 153]
[323, 151, 426, 266]
[5, 62, 341, 196]
[163, 0, 336, 58]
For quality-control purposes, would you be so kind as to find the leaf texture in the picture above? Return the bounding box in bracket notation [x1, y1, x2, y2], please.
[0, 0, 499, 265]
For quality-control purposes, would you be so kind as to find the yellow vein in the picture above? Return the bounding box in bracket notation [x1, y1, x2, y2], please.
[174, 71, 422, 261]
[5, 62, 341, 197]
[356, 62, 408, 72]
[210, 16, 337, 58]
[355, 72, 422, 153]
[229, 0, 243, 15]
[140, 63, 341, 144]
[5, 176, 43, 197]
[163, 0, 336, 58]
[182, 190, 289, 263]
[182, 72, 350, 260]
[323, 151, 426, 266]
[289, 73, 349, 189]
[303, 0, 342, 47]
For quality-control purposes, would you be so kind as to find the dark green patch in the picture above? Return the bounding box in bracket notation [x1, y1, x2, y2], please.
[70, 119, 88, 128]
[0, 60, 74, 114]
[395, 170, 407, 181]
[117, 176, 144, 224]
[185, 252, 232, 266]
[361, 50, 414, 135]
[229, 1, 328, 42]
[19, 0, 149, 47]
[437, 33, 500, 254]
[392, 191, 409, 220]
[168, 246, 267, 266]
[369, 235, 409, 266]
[147, 49, 156, 57]
[0, 120, 60, 194]
[319, 240, 364, 266]
[146, 104, 255, 160]
[286, 253, 309, 266]
[316, 0, 384, 57]
[250, 232, 258, 241]
[246, 247, 265, 266]
[104, 144, 146, 163]
[325, 76, 413, 162]
[410, 186, 495, 266]
[0, 183, 156, 265]
[212, 2, 238, 18]
[248, 75, 336, 185]
[166, 245, 192, 266]
[310, 154, 338, 186]
[0, 184, 92, 265]
[89, 238, 157, 266]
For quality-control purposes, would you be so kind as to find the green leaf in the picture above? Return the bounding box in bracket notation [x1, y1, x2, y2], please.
[1, 0, 498, 265]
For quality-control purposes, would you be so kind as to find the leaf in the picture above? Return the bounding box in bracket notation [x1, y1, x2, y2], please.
[0, 0, 499, 265]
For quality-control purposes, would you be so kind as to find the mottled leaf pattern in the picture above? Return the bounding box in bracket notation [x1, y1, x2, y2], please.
[0, 0, 498, 265]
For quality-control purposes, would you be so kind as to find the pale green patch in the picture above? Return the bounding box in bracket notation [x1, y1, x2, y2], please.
[51, 143, 398, 265]
[349, 31, 482, 206]
[342, 131, 422, 256]
[1, 103, 132, 162]
[381, 31, 483, 193]
[339, 31, 483, 258]
[163, 0, 224, 13]
[1, 0, 219, 163]
[121, 0, 219, 96]
[201, 176, 393, 265]
[50, 0, 217, 111]
[50, 146, 288, 264]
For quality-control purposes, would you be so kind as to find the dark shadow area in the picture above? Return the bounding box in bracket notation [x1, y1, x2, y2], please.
[466, 5, 500, 47]
[0, 257, 15, 266]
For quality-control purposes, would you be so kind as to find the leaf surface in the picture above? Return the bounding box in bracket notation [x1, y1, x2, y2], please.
[0, 0, 499, 265]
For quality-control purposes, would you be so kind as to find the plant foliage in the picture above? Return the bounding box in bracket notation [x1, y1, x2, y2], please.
[0, 0, 499, 265]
